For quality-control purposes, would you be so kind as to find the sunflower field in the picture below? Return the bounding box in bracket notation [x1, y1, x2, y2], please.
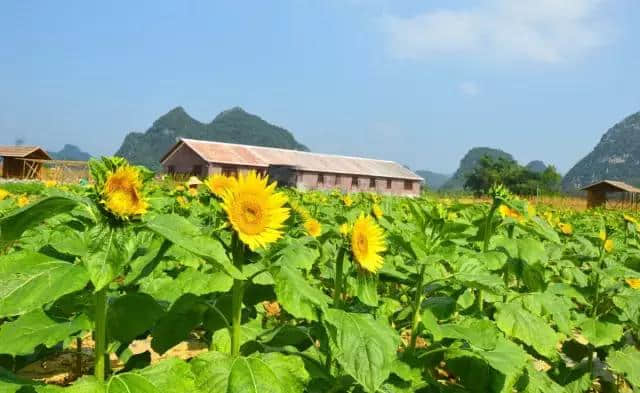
[0, 157, 639, 393]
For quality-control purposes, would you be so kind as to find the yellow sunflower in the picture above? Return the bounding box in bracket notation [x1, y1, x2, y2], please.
[339, 223, 350, 236]
[342, 194, 353, 207]
[604, 239, 614, 253]
[101, 165, 148, 219]
[498, 204, 520, 220]
[221, 171, 290, 250]
[372, 204, 383, 219]
[176, 196, 188, 208]
[623, 214, 637, 224]
[625, 278, 640, 289]
[175, 185, 186, 192]
[599, 230, 607, 241]
[559, 223, 573, 235]
[204, 174, 236, 198]
[304, 218, 322, 238]
[17, 195, 29, 207]
[188, 187, 198, 197]
[0, 189, 9, 201]
[351, 213, 386, 273]
[44, 180, 57, 188]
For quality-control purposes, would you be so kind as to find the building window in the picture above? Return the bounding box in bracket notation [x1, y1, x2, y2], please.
[222, 167, 237, 177]
[386, 179, 392, 189]
[192, 165, 203, 177]
[335, 175, 341, 185]
[351, 177, 358, 186]
[369, 178, 376, 188]
[318, 173, 324, 184]
[167, 165, 176, 175]
[404, 180, 413, 190]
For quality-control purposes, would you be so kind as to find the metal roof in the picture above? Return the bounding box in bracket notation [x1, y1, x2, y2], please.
[0, 145, 51, 159]
[162, 138, 422, 181]
[580, 180, 640, 193]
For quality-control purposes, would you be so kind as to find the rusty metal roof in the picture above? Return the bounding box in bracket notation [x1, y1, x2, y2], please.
[580, 180, 640, 193]
[162, 138, 422, 181]
[0, 145, 51, 159]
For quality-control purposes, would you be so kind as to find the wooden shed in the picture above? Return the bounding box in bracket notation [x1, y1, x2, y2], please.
[581, 180, 640, 209]
[0, 146, 52, 179]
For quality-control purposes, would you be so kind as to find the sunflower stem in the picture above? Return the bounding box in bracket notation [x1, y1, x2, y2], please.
[229, 235, 246, 357]
[93, 288, 107, 381]
[409, 264, 426, 352]
[333, 245, 346, 309]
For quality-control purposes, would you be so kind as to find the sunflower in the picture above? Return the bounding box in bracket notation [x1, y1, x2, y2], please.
[17, 195, 29, 207]
[101, 165, 148, 219]
[625, 278, 640, 289]
[175, 185, 186, 192]
[623, 214, 637, 224]
[342, 194, 353, 207]
[339, 223, 350, 236]
[558, 223, 573, 235]
[599, 230, 607, 241]
[372, 204, 383, 219]
[304, 218, 322, 238]
[351, 213, 386, 273]
[498, 204, 521, 221]
[176, 196, 188, 208]
[0, 189, 9, 201]
[221, 171, 290, 250]
[44, 180, 57, 188]
[204, 174, 236, 198]
[604, 239, 614, 253]
[188, 187, 198, 197]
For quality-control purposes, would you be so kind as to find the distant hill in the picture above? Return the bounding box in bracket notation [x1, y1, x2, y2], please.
[115, 106, 309, 171]
[50, 144, 92, 161]
[441, 147, 514, 190]
[563, 111, 640, 191]
[416, 170, 451, 189]
[525, 160, 547, 173]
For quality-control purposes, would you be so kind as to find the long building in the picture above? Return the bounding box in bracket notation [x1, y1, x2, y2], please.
[160, 138, 422, 196]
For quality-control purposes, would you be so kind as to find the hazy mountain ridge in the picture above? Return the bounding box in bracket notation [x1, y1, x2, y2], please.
[115, 106, 308, 171]
[563, 111, 640, 191]
[50, 144, 92, 161]
[416, 170, 451, 189]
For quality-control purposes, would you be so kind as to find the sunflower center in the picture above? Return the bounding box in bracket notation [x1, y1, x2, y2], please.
[234, 197, 268, 235]
[355, 233, 368, 255]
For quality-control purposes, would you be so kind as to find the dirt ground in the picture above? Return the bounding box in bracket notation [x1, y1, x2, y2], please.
[17, 335, 208, 386]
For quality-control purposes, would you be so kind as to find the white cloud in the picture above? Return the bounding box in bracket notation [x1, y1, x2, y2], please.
[459, 81, 480, 97]
[380, 0, 607, 63]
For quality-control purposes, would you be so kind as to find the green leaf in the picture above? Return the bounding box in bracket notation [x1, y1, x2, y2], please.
[271, 265, 330, 321]
[520, 365, 565, 393]
[83, 224, 136, 291]
[107, 293, 164, 343]
[145, 214, 244, 279]
[607, 346, 640, 388]
[323, 309, 399, 393]
[136, 358, 198, 393]
[355, 271, 379, 307]
[0, 251, 89, 317]
[274, 238, 319, 271]
[151, 294, 209, 354]
[481, 338, 528, 377]
[438, 319, 500, 350]
[0, 309, 90, 356]
[576, 317, 624, 348]
[0, 195, 79, 246]
[140, 268, 232, 304]
[494, 303, 560, 358]
[106, 373, 159, 393]
[210, 318, 263, 354]
[191, 351, 309, 393]
[456, 261, 505, 294]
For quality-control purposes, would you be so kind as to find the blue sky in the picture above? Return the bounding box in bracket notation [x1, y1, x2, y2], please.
[1, 0, 638, 174]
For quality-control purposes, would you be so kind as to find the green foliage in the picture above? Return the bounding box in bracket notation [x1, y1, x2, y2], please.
[464, 155, 562, 195]
[441, 146, 515, 190]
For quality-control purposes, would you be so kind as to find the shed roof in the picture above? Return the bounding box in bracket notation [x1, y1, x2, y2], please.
[580, 180, 640, 193]
[0, 145, 51, 159]
[161, 138, 422, 181]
